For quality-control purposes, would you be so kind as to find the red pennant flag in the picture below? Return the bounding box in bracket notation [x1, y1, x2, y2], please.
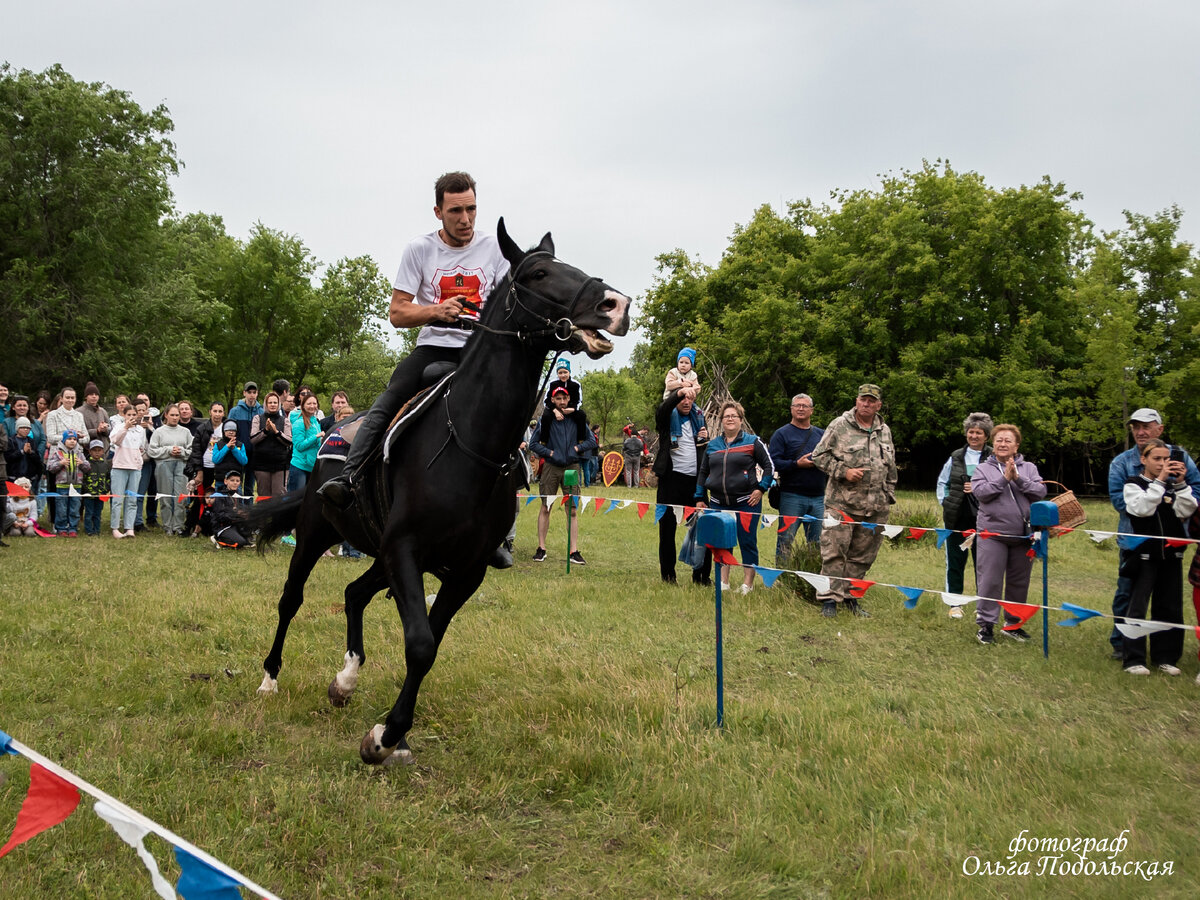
[839, 510, 856, 523]
[560, 495, 572, 509]
[0, 764, 81, 858]
[7, 482, 30, 498]
[99, 493, 113, 501]
[849, 579, 874, 598]
[738, 512, 752, 532]
[591, 497, 603, 516]
[1167, 538, 1191, 548]
[683, 505, 696, 520]
[777, 515, 797, 533]
[636, 502, 649, 520]
[999, 602, 1040, 630]
[710, 548, 738, 565]
[962, 529, 976, 539]
[979, 530, 998, 540]
[906, 527, 927, 541]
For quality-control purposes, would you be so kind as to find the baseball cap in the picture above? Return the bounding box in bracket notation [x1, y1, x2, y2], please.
[89, 439, 105, 449]
[244, 381, 259, 392]
[1127, 408, 1162, 424]
[857, 383, 882, 400]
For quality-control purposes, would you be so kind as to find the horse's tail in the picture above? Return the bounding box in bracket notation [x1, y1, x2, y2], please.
[239, 491, 306, 554]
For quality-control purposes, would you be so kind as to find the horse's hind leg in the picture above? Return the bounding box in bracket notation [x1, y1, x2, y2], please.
[328, 559, 388, 707]
[258, 522, 338, 694]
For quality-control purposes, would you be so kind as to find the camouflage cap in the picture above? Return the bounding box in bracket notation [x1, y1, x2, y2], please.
[857, 383, 882, 400]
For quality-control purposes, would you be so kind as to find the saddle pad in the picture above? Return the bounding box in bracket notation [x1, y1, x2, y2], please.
[315, 416, 364, 463]
[383, 371, 454, 464]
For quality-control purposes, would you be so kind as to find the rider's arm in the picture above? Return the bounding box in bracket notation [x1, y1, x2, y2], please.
[388, 289, 462, 329]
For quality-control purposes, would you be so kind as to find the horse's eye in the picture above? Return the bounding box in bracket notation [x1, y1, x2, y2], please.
[531, 268, 548, 280]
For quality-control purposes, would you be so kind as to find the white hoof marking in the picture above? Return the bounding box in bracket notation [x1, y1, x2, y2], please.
[257, 673, 278, 694]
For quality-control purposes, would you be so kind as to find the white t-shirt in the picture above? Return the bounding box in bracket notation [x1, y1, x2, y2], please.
[394, 231, 510, 349]
[670, 420, 699, 476]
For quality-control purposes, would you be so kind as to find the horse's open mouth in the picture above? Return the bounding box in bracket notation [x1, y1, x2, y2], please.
[576, 328, 614, 358]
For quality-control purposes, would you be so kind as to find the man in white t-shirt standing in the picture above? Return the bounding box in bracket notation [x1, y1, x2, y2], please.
[319, 171, 510, 512]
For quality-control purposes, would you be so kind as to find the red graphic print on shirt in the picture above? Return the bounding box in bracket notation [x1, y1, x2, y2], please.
[434, 268, 487, 320]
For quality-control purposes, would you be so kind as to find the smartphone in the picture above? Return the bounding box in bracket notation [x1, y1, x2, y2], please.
[1169, 446, 1184, 464]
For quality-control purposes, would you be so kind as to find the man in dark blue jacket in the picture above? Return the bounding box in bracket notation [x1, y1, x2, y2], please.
[768, 393, 827, 564]
[529, 386, 596, 564]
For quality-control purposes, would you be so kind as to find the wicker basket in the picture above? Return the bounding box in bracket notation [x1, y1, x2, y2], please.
[1044, 480, 1087, 531]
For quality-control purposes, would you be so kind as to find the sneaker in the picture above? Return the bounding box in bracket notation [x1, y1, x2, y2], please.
[124, 529, 136, 538]
[719, 582, 731, 592]
[846, 599, 871, 618]
[210, 536, 220, 549]
[948, 606, 963, 619]
[113, 529, 124, 539]
[1124, 664, 1150, 675]
[1157, 664, 1181, 677]
[532, 547, 547, 562]
[134, 523, 145, 533]
[977, 624, 994, 645]
[568, 551, 586, 565]
[740, 583, 753, 595]
[1002, 627, 1031, 643]
[821, 600, 838, 618]
[67, 531, 78, 537]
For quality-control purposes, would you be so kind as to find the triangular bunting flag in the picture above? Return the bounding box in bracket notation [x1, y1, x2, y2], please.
[859, 522, 878, 532]
[1114, 621, 1175, 639]
[906, 527, 927, 541]
[839, 510, 855, 524]
[754, 566, 783, 588]
[68, 485, 81, 498]
[604, 499, 620, 514]
[775, 515, 794, 532]
[823, 515, 839, 528]
[848, 579, 874, 598]
[653, 504, 666, 523]
[710, 548, 739, 566]
[763, 513, 778, 528]
[800, 572, 830, 593]
[619, 499, 632, 509]
[0, 763, 81, 858]
[683, 505, 696, 520]
[896, 586, 924, 609]
[1058, 602, 1102, 627]
[0, 728, 17, 755]
[940, 592, 975, 609]
[935, 528, 953, 549]
[524, 494, 538, 506]
[1166, 538, 1191, 549]
[881, 524, 903, 539]
[637, 502, 650, 519]
[737, 511, 752, 532]
[174, 846, 244, 900]
[1086, 530, 1111, 543]
[999, 602, 1040, 629]
[978, 529, 997, 540]
[94, 801, 175, 899]
[1123, 536, 1150, 548]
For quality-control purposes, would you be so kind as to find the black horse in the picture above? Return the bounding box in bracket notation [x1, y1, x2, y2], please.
[244, 220, 630, 765]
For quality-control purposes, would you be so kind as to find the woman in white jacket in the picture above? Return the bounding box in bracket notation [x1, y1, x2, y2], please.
[148, 404, 195, 536]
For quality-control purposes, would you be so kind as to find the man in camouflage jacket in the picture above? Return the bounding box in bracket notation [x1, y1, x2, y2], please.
[810, 384, 898, 616]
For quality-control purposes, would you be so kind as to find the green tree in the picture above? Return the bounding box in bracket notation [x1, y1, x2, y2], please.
[579, 368, 643, 444]
[0, 63, 184, 391]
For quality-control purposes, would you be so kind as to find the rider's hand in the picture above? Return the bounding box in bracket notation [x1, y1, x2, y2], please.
[435, 299, 464, 323]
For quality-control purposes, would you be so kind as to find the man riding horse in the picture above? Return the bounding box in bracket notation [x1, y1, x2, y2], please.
[318, 172, 508, 558]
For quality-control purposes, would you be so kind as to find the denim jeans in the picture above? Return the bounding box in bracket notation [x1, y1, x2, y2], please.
[83, 497, 105, 534]
[110, 467, 140, 532]
[288, 466, 310, 494]
[775, 491, 825, 563]
[54, 488, 81, 533]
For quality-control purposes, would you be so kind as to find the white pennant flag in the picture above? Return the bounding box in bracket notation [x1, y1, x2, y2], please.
[1115, 621, 1175, 639]
[823, 515, 840, 528]
[1086, 531, 1113, 544]
[941, 592, 976, 608]
[619, 499, 632, 509]
[68, 485, 82, 497]
[801, 573, 830, 593]
[93, 801, 175, 899]
[881, 524, 904, 539]
[762, 514, 777, 528]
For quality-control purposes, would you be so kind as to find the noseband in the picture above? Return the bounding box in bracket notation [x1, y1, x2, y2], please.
[466, 250, 604, 345]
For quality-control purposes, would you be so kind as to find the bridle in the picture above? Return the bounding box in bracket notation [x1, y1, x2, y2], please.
[428, 249, 606, 476]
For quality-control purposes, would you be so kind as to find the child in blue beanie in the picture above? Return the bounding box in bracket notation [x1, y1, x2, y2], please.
[664, 347, 703, 448]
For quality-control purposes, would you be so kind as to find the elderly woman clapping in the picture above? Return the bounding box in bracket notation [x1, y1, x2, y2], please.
[970, 424, 1046, 645]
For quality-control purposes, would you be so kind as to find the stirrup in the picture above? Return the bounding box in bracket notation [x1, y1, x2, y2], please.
[318, 476, 356, 510]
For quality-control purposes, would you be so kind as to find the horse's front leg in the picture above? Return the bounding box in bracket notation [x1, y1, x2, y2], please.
[328, 560, 389, 707]
[258, 535, 329, 694]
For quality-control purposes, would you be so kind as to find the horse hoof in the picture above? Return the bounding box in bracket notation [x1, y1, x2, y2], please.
[382, 748, 415, 767]
[360, 724, 397, 765]
[257, 673, 278, 695]
[328, 677, 353, 707]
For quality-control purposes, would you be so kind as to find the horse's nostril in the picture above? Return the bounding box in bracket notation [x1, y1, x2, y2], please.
[598, 299, 616, 312]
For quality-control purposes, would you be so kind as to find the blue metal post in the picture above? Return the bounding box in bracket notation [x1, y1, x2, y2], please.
[1029, 501, 1059, 660]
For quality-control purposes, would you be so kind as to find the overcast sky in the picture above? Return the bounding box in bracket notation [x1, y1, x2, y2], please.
[9, 1, 1200, 373]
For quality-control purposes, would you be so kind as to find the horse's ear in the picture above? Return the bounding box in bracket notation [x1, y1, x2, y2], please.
[497, 217, 523, 266]
[535, 232, 555, 256]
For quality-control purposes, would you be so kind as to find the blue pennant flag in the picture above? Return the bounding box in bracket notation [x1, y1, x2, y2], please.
[935, 528, 953, 549]
[524, 494, 538, 506]
[896, 586, 924, 610]
[174, 847, 244, 900]
[654, 504, 667, 524]
[0, 727, 16, 755]
[1058, 602, 1103, 627]
[604, 499, 620, 514]
[859, 521, 877, 532]
[800, 514, 819, 523]
[1123, 535, 1150, 548]
[755, 566, 784, 588]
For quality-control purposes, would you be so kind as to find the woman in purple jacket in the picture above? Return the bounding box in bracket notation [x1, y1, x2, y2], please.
[970, 424, 1046, 645]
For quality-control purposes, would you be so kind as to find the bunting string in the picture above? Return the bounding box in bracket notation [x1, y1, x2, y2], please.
[0, 729, 280, 900]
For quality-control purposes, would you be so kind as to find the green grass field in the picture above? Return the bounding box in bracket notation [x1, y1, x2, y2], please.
[1, 490, 1196, 898]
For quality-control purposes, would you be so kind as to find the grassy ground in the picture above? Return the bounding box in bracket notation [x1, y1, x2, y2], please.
[0, 489, 1196, 898]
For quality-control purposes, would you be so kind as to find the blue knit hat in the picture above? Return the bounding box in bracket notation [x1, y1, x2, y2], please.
[556, 358, 571, 373]
[678, 347, 696, 367]
[62, 429, 80, 443]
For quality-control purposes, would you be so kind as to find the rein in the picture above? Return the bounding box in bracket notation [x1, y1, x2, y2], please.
[461, 251, 603, 344]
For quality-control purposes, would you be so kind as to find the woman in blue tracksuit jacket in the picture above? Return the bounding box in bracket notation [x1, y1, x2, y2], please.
[696, 400, 775, 593]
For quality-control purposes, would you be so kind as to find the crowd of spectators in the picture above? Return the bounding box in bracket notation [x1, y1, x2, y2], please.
[0, 378, 356, 547]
